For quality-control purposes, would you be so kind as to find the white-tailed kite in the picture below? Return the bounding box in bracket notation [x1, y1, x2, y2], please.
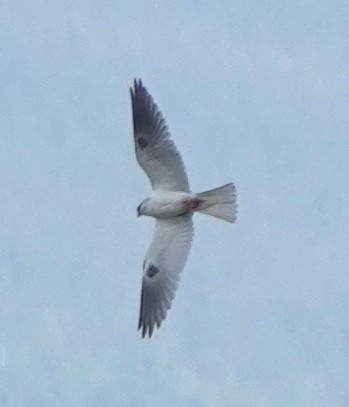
[130, 79, 237, 338]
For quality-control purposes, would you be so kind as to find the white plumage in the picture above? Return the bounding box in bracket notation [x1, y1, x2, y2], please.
[130, 79, 237, 338]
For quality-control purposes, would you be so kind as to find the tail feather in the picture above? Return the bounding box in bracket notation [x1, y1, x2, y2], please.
[195, 183, 237, 223]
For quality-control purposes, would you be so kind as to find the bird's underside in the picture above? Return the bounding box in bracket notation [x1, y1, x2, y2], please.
[130, 78, 237, 338]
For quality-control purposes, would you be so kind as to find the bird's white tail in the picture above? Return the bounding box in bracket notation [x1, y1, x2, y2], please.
[195, 183, 237, 223]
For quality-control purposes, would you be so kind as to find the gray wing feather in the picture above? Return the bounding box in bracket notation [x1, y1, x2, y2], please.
[138, 215, 194, 338]
[130, 79, 190, 192]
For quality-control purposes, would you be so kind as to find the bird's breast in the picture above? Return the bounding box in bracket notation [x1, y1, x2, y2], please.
[146, 191, 193, 219]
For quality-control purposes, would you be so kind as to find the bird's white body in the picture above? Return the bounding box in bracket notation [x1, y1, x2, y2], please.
[139, 191, 194, 218]
[130, 79, 238, 338]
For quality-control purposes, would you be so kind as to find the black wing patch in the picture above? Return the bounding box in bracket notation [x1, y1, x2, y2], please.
[146, 264, 160, 278]
[137, 136, 148, 150]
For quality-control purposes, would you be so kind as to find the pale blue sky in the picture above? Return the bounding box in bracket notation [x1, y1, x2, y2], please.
[1, 1, 349, 406]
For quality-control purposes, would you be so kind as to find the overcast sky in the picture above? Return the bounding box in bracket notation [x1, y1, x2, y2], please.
[1, 1, 349, 406]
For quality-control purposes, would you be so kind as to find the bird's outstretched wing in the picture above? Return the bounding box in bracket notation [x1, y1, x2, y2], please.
[130, 79, 190, 192]
[138, 215, 194, 338]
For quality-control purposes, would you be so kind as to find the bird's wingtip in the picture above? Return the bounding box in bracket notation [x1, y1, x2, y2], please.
[132, 78, 145, 92]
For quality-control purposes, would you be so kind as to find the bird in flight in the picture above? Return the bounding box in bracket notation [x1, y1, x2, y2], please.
[130, 79, 237, 338]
